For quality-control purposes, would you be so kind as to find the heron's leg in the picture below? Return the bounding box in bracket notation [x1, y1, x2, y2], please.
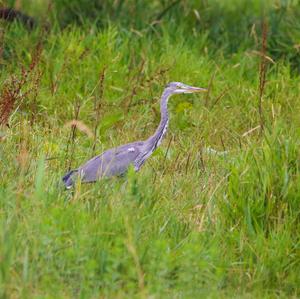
[121, 179, 128, 192]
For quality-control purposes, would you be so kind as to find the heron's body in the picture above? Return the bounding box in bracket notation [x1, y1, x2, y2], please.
[62, 82, 206, 189]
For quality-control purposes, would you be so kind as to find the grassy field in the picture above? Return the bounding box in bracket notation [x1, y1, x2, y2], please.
[1, 1, 300, 298]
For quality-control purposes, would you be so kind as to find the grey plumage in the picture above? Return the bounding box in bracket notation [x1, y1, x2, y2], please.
[62, 82, 206, 189]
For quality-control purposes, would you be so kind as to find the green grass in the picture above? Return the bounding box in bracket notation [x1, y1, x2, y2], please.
[1, 1, 300, 298]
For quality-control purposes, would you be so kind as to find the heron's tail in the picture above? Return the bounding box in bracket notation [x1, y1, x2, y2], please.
[62, 169, 78, 189]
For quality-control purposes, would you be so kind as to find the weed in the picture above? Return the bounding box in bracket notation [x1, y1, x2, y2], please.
[0, 1, 299, 298]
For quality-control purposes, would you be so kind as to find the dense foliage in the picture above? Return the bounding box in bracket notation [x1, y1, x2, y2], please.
[0, 0, 300, 298]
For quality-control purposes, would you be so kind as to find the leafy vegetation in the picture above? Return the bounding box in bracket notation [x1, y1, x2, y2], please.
[0, 0, 300, 298]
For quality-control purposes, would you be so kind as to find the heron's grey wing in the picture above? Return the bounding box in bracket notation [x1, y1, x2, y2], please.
[78, 141, 144, 183]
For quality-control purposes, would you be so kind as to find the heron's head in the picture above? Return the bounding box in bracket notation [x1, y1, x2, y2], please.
[166, 82, 207, 94]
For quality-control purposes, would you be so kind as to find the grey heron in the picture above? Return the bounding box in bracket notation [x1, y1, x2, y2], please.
[62, 82, 207, 189]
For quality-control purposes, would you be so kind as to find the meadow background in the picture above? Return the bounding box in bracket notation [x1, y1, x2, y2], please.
[0, 0, 300, 298]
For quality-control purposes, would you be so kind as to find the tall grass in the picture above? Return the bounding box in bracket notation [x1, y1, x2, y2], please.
[0, 1, 300, 298]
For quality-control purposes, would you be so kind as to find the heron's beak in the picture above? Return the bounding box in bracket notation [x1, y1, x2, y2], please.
[177, 86, 207, 94]
[186, 86, 207, 93]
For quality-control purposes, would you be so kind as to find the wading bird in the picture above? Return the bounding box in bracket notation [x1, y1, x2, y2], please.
[62, 82, 207, 188]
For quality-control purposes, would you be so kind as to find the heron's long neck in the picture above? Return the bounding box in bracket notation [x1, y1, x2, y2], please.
[146, 89, 171, 148]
